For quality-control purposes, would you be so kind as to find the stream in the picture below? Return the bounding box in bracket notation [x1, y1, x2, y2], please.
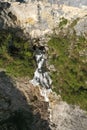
[30, 45, 52, 89]
[30, 45, 52, 102]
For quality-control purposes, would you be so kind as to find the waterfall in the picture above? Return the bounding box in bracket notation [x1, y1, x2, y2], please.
[29, 1, 52, 102]
[30, 45, 52, 90]
[29, 44, 52, 102]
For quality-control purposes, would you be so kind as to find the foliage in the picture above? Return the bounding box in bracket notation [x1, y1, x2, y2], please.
[0, 30, 35, 78]
[59, 17, 68, 28]
[47, 32, 87, 110]
[69, 17, 80, 28]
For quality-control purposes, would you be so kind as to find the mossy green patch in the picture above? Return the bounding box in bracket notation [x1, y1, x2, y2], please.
[47, 33, 87, 110]
[0, 30, 35, 78]
[59, 17, 68, 29]
[69, 18, 80, 28]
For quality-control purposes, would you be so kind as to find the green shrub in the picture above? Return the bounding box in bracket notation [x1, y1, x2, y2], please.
[70, 18, 80, 28]
[47, 33, 87, 110]
[0, 30, 35, 78]
[59, 17, 68, 28]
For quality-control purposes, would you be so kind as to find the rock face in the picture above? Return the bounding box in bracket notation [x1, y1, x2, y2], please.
[0, 71, 50, 130]
[74, 16, 87, 36]
[56, 0, 87, 7]
[0, 1, 87, 39]
[50, 102, 87, 130]
[3, 0, 87, 7]
[0, 71, 87, 130]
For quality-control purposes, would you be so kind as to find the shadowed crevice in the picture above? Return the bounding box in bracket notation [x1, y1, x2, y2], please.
[0, 71, 51, 130]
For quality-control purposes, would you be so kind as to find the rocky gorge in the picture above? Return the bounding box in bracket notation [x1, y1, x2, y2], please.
[0, 0, 87, 130]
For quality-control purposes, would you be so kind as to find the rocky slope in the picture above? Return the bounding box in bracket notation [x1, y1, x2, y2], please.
[0, 71, 87, 130]
[0, 71, 50, 130]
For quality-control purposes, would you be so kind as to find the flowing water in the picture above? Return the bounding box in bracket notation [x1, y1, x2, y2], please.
[30, 45, 52, 101]
[29, 1, 52, 101]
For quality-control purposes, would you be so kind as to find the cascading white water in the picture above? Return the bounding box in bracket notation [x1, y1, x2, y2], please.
[30, 45, 52, 89]
[30, 45, 52, 101]
[29, 1, 52, 101]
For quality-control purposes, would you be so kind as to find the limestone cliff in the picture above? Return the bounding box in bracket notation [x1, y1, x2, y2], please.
[0, 1, 87, 39]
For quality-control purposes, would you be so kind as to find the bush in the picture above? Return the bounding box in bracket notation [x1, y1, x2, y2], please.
[0, 30, 35, 77]
[59, 17, 68, 28]
[47, 32, 87, 110]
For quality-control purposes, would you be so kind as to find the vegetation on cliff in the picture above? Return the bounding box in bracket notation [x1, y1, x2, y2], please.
[0, 30, 35, 77]
[0, 23, 87, 110]
[47, 29, 87, 110]
[59, 17, 68, 29]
